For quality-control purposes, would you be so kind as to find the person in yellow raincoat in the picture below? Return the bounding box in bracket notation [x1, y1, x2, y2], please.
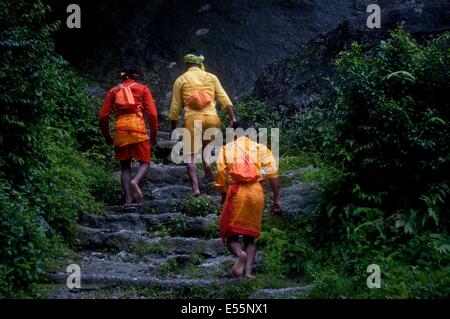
[215, 120, 281, 278]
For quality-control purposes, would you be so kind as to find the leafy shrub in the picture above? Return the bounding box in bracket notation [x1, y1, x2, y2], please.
[258, 213, 316, 278]
[0, 0, 120, 296]
[182, 194, 218, 217]
[0, 183, 49, 298]
[258, 228, 290, 276]
[320, 29, 450, 240]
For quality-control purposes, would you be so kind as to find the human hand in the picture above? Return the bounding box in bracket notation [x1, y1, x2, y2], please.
[271, 199, 282, 215]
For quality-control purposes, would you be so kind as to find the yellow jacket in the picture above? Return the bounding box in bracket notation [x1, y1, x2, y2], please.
[215, 136, 279, 193]
[169, 67, 233, 121]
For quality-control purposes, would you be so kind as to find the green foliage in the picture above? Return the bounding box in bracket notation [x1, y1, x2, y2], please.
[258, 228, 290, 275]
[158, 259, 178, 276]
[182, 194, 217, 217]
[0, 183, 49, 298]
[320, 29, 450, 241]
[0, 0, 119, 296]
[150, 214, 188, 237]
[222, 97, 277, 130]
[223, 279, 258, 299]
[258, 213, 316, 279]
[129, 243, 166, 256]
[227, 95, 337, 155]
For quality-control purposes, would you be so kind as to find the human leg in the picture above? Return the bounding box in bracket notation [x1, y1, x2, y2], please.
[120, 160, 133, 207]
[243, 235, 256, 278]
[227, 235, 247, 278]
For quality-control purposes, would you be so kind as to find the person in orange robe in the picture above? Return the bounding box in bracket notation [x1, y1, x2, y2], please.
[215, 120, 281, 278]
[99, 65, 158, 208]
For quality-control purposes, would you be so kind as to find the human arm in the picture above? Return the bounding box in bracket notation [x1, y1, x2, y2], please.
[143, 86, 158, 146]
[214, 146, 229, 201]
[99, 90, 114, 145]
[268, 178, 281, 214]
[213, 75, 236, 125]
[168, 78, 183, 133]
[260, 145, 281, 214]
[226, 105, 237, 126]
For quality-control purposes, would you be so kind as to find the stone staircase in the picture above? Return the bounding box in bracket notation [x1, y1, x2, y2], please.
[42, 130, 314, 299]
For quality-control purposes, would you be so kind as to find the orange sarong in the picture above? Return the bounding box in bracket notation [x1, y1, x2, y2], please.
[115, 140, 151, 163]
[220, 182, 265, 241]
[114, 112, 149, 148]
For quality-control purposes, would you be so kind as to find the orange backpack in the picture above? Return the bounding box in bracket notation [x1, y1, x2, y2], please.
[115, 83, 137, 113]
[229, 144, 260, 183]
[184, 74, 212, 110]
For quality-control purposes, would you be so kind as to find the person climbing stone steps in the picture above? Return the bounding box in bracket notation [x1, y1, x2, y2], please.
[99, 65, 159, 208]
[169, 50, 237, 196]
[215, 120, 282, 279]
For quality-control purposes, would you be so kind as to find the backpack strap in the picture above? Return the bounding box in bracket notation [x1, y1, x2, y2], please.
[182, 72, 211, 88]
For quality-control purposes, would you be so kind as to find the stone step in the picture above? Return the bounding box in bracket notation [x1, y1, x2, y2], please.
[45, 251, 252, 281]
[44, 274, 235, 299]
[77, 227, 227, 258]
[79, 212, 218, 237]
[142, 185, 192, 201]
[143, 164, 190, 187]
[249, 285, 314, 299]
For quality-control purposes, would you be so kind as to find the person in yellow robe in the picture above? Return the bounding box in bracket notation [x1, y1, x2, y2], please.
[215, 120, 281, 278]
[169, 50, 237, 196]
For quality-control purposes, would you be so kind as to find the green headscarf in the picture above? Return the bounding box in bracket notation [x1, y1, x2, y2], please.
[184, 53, 205, 71]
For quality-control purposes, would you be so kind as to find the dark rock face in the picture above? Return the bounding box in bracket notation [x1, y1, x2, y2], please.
[47, 0, 449, 119]
[47, 0, 355, 108]
[253, 0, 450, 115]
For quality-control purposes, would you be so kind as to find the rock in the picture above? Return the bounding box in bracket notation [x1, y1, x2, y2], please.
[50, 0, 360, 99]
[77, 226, 226, 257]
[195, 28, 210, 36]
[157, 237, 227, 257]
[144, 164, 189, 186]
[80, 212, 218, 237]
[149, 185, 192, 200]
[198, 4, 212, 13]
[254, 0, 450, 116]
[281, 183, 319, 215]
[84, 86, 106, 99]
[249, 285, 314, 299]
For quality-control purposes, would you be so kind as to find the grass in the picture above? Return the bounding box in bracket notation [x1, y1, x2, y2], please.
[149, 214, 189, 237]
[129, 242, 166, 256]
[158, 259, 179, 277]
[278, 153, 337, 183]
[203, 220, 220, 238]
[182, 193, 218, 217]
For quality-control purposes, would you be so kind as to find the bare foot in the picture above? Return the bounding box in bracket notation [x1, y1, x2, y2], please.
[192, 188, 201, 197]
[231, 252, 247, 279]
[122, 202, 132, 210]
[130, 180, 143, 204]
